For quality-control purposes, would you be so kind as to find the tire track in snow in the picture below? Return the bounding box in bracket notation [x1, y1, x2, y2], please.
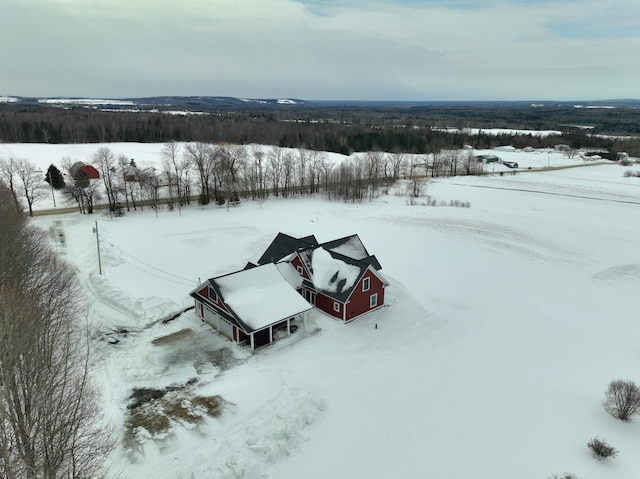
[449, 182, 640, 205]
[377, 215, 588, 268]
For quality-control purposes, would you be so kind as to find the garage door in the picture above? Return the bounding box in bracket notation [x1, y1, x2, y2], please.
[204, 305, 234, 340]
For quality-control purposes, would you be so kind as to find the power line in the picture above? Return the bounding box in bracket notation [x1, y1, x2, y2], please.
[121, 259, 194, 287]
[106, 242, 196, 286]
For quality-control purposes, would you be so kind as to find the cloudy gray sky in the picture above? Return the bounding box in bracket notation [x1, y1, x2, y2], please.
[1, 0, 638, 101]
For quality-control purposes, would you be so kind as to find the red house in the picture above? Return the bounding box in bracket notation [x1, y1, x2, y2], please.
[257, 233, 387, 323]
[191, 233, 388, 349]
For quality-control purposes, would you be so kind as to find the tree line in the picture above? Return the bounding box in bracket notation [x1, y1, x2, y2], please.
[0, 183, 114, 477]
[2, 104, 639, 156]
[2, 141, 500, 214]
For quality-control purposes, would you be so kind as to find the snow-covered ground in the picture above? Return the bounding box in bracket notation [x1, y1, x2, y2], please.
[11, 142, 640, 479]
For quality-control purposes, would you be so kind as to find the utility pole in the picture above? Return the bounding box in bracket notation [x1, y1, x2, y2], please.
[94, 221, 103, 275]
[47, 170, 57, 207]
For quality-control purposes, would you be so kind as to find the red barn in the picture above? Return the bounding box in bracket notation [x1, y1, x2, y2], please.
[70, 162, 100, 180]
[80, 164, 100, 179]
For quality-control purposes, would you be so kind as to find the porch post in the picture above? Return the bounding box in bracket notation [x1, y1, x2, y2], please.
[287, 318, 291, 337]
[250, 333, 255, 350]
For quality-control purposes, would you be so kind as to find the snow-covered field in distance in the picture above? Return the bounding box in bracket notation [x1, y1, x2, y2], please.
[15, 141, 640, 479]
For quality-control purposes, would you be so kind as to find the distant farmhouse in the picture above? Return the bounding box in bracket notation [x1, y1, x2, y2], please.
[474, 154, 500, 163]
[190, 233, 387, 349]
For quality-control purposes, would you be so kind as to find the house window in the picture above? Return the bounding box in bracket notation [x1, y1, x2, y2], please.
[362, 277, 370, 292]
[296, 265, 303, 275]
[333, 301, 340, 312]
[208, 286, 217, 302]
[370, 293, 378, 308]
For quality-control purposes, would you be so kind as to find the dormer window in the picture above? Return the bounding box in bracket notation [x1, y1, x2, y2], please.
[208, 286, 217, 302]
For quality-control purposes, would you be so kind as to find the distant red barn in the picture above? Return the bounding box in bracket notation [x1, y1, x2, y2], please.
[70, 162, 100, 180]
[80, 164, 100, 179]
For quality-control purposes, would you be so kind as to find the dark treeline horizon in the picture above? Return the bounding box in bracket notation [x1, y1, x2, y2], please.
[1, 103, 639, 156]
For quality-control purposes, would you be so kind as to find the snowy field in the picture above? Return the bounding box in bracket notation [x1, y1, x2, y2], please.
[8, 142, 640, 479]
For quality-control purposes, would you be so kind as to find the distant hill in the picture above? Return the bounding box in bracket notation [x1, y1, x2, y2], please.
[0, 95, 308, 112]
[2, 95, 639, 113]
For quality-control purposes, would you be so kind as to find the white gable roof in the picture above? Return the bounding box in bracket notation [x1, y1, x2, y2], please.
[215, 263, 312, 331]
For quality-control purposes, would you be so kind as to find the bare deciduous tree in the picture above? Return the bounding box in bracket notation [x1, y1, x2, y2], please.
[389, 149, 407, 180]
[92, 147, 119, 212]
[281, 150, 295, 198]
[162, 142, 185, 213]
[0, 157, 24, 213]
[14, 158, 45, 217]
[218, 145, 245, 208]
[136, 168, 162, 216]
[444, 149, 461, 176]
[365, 149, 385, 198]
[184, 142, 214, 201]
[0, 184, 114, 478]
[249, 146, 268, 200]
[268, 147, 284, 197]
[462, 150, 484, 176]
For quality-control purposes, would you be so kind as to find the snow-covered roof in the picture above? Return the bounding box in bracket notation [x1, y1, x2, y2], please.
[323, 235, 369, 260]
[310, 248, 361, 294]
[215, 263, 312, 332]
[275, 262, 304, 289]
[257, 232, 317, 265]
[256, 232, 383, 301]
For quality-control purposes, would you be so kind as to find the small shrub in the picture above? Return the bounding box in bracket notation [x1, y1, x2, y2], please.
[448, 199, 471, 208]
[587, 437, 618, 459]
[602, 379, 640, 421]
[623, 170, 640, 178]
[549, 473, 581, 479]
[198, 193, 210, 205]
[619, 157, 632, 166]
[114, 205, 125, 217]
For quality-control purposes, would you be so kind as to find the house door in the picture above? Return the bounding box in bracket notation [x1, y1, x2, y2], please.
[304, 289, 316, 306]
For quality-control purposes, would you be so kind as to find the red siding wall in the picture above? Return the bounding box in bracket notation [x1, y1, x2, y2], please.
[198, 285, 229, 313]
[315, 292, 343, 320]
[346, 270, 385, 322]
[290, 255, 311, 280]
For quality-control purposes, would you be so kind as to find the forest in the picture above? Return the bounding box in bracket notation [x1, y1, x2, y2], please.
[1, 99, 639, 157]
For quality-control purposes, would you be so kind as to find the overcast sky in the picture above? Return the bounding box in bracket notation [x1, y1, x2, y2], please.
[1, 0, 638, 101]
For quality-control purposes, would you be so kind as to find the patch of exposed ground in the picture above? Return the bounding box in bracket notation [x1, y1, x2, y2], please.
[124, 381, 231, 460]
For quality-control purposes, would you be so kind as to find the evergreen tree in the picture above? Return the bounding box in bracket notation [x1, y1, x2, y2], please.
[45, 164, 66, 189]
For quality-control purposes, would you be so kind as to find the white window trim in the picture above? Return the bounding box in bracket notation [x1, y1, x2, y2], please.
[370, 293, 378, 308]
[362, 277, 370, 292]
[296, 265, 303, 275]
[333, 301, 340, 312]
